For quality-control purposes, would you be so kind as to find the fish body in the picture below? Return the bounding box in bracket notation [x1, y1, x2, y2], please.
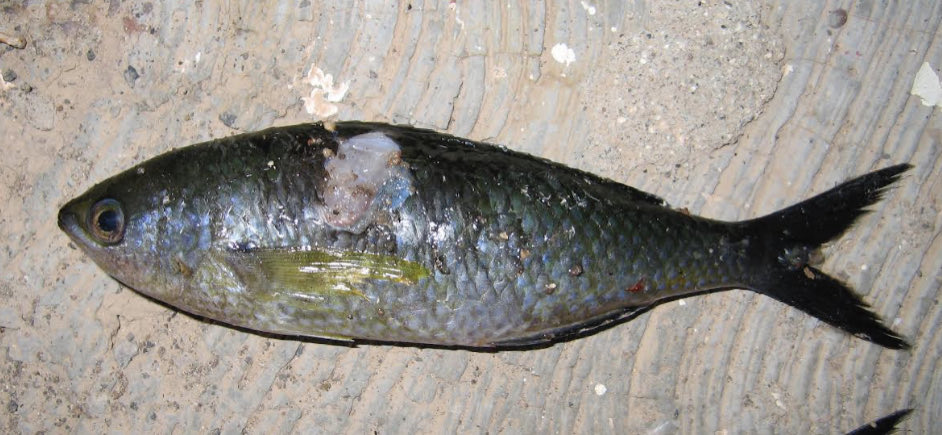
[58, 122, 909, 348]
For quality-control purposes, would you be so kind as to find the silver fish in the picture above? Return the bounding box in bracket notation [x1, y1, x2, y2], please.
[58, 122, 910, 348]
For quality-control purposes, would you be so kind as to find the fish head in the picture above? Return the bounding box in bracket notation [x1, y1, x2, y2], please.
[57, 161, 210, 300]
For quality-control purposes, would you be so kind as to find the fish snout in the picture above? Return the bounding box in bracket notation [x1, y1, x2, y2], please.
[57, 206, 78, 234]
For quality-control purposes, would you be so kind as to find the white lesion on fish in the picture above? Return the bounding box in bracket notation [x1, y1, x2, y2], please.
[319, 132, 416, 234]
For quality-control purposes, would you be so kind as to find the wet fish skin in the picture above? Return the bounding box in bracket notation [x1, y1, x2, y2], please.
[58, 121, 910, 348]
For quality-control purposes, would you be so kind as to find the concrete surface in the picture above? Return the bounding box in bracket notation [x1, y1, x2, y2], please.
[1, 0, 940, 433]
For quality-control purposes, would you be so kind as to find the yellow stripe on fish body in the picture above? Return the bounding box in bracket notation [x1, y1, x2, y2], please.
[229, 248, 430, 300]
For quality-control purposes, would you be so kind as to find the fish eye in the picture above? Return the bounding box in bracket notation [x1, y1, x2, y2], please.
[88, 198, 125, 245]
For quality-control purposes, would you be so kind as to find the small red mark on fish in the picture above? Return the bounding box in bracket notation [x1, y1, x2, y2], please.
[628, 278, 646, 293]
[679, 207, 691, 216]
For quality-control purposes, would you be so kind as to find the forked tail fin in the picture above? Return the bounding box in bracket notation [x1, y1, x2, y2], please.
[741, 164, 912, 349]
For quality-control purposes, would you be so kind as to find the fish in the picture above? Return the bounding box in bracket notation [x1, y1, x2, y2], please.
[58, 121, 911, 349]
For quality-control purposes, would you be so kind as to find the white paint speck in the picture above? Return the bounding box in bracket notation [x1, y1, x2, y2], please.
[449, 2, 465, 30]
[861, 264, 868, 271]
[783, 63, 794, 77]
[771, 391, 787, 410]
[678, 299, 686, 306]
[650, 421, 675, 433]
[301, 65, 350, 118]
[551, 43, 577, 66]
[580, 1, 596, 15]
[173, 52, 203, 74]
[911, 62, 942, 107]
[594, 383, 607, 396]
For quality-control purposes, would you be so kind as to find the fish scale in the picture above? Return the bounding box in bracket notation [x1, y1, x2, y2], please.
[375, 136, 740, 342]
[59, 121, 910, 349]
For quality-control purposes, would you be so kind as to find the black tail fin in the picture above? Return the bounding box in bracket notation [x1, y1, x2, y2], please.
[846, 409, 913, 435]
[742, 164, 912, 349]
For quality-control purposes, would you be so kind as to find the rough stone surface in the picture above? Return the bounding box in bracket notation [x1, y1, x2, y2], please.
[1, 1, 939, 433]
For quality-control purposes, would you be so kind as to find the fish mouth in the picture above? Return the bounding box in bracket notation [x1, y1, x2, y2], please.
[57, 207, 88, 245]
[58, 207, 76, 232]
